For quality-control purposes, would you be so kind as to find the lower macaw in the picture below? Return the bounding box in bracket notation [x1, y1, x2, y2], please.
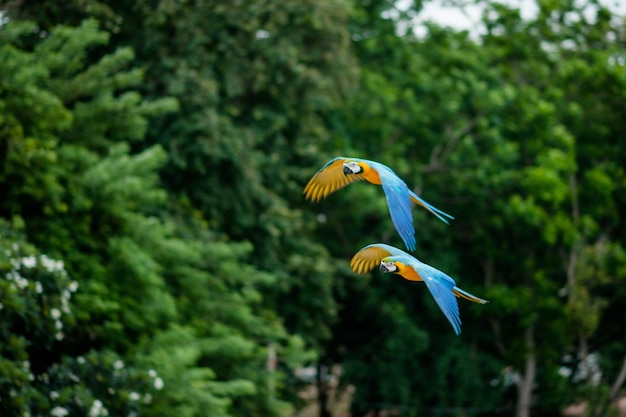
[303, 157, 453, 251]
[350, 243, 488, 335]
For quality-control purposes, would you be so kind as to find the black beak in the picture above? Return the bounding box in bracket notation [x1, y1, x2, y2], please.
[380, 264, 389, 273]
[343, 166, 352, 175]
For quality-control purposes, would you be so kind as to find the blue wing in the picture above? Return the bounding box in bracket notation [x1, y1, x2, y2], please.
[407, 259, 462, 335]
[371, 163, 416, 252]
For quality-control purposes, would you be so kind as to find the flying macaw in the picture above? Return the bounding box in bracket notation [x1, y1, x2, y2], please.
[303, 157, 453, 251]
[350, 243, 488, 335]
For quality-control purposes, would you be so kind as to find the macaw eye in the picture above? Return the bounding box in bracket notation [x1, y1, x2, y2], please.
[379, 261, 398, 273]
[343, 161, 363, 175]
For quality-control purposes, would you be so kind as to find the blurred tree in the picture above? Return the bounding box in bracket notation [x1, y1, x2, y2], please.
[5, 1, 365, 414]
[4, 1, 626, 417]
[0, 18, 304, 417]
[7, 0, 358, 352]
[324, 0, 626, 416]
[0, 221, 163, 417]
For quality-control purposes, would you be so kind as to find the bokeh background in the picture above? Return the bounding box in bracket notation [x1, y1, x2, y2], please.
[1, 0, 626, 416]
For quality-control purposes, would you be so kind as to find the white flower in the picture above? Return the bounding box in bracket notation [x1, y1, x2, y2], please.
[113, 360, 124, 370]
[6, 271, 29, 290]
[255, 29, 270, 39]
[61, 295, 71, 314]
[50, 391, 59, 400]
[21, 256, 37, 268]
[50, 309, 61, 320]
[154, 377, 164, 390]
[50, 406, 68, 417]
[88, 399, 106, 417]
[35, 282, 43, 293]
[129, 392, 140, 401]
[17, 276, 28, 289]
[69, 281, 79, 292]
[77, 356, 85, 365]
[148, 369, 156, 378]
[143, 393, 152, 404]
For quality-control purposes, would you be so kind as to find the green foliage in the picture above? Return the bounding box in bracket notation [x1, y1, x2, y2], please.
[1, 16, 306, 417]
[3, 0, 626, 416]
[324, 0, 626, 414]
[0, 222, 163, 417]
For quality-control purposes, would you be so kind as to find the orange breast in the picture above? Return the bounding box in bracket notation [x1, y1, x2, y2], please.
[363, 167, 382, 185]
[397, 263, 423, 282]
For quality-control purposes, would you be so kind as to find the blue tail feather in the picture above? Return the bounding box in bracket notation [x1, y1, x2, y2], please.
[409, 191, 454, 224]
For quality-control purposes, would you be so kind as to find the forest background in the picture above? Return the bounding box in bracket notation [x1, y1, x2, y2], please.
[1, 0, 626, 416]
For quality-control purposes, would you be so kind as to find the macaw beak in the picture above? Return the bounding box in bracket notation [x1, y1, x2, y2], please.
[343, 166, 352, 175]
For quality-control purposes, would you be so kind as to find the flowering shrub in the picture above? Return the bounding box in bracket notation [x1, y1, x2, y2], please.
[0, 228, 163, 416]
[1, 243, 78, 345]
[30, 350, 163, 417]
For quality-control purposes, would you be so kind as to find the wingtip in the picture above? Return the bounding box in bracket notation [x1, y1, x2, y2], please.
[350, 257, 371, 276]
[434, 211, 453, 225]
[403, 241, 416, 252]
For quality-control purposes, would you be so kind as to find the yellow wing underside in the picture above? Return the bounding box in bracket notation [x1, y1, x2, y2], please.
[350, 246, 394, 275]
[452, 288, 489, 304]
[303, 158, 365, 202]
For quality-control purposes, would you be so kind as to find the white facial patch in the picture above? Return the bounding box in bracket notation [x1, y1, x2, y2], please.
[380, 261, 398, 273]
[343, 161, 362, 174]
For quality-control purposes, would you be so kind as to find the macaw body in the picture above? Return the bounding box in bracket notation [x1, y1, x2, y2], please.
[350, 243, 488, 335]
[303, 157, 453, 251]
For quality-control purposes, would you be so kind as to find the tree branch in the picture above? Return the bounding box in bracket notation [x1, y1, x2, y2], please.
[422, 113, 483, 173]
[609, 351, 626, 402]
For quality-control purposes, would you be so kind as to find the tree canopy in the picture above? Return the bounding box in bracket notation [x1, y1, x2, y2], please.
[1, 0, 626, 416]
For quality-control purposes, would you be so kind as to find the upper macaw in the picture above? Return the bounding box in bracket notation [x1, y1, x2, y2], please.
[350, 243, 488, 335]
[303, 157, 453, 251]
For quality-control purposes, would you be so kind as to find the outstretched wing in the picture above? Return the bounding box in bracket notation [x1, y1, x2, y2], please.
[303, 157, 365, 202]
[350, 243, 409, 275]
[376, 166, 416, 252]
[408, 260, 462, 335]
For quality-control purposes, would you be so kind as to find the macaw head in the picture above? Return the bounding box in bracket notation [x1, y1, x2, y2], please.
[379, 256, 401, 273]
[343, 160, 365, 176]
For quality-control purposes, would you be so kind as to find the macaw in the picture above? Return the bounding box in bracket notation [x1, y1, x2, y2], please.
[303, 157, 453, 251]
[350, 243, 488, 335]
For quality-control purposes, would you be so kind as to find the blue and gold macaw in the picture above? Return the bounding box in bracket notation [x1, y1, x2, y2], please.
[303, 157, 453, 251]
[350, 243, 488, 335]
